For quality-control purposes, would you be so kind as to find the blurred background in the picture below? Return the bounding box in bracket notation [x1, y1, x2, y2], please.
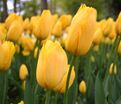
[0, 0, 121, 22]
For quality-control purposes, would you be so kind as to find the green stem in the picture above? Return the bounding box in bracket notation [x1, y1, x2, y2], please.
[64, 55, 76, 104]
[34, 84, 39, 104]
[54, 93, 58, 104]
[0, 71, 8, 104]
[45, 90, 51, 104]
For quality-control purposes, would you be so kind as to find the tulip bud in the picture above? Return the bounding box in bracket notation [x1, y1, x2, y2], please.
[18, 100, 24, 104]
[0, 41, 15, 70]
[117, 41, 121, 55]
[93, 27, 103, 44]
[59, 14, 72, 29]
[52, 20, 62, 37]
[34, 47, 39, 58]
[19, 36, 35, 52]
[7, 20, 23, 41]
[115, 12, 121, 35]
[109, 63, 113, 76]
[65, 5, 97, 56]
[79, 80, 86, 94]
[19, 64, 28, 80]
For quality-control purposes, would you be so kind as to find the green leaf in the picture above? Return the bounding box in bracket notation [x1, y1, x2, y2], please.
[95, 74, 105, 104]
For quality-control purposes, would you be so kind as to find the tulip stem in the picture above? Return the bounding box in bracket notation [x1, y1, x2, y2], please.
[64, 55, 76, 104]
[0, 71, 8, 104]
[45, 90, 51, 104]
[54, 93, 58, 104]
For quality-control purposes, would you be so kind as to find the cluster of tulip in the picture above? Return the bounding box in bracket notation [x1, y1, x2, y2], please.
[0, 4, 121, 104]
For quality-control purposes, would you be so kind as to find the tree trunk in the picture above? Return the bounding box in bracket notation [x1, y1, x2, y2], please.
[41, 0, 48, 11]
[2, 0, 8, 22]
[14, 0, 17, 13]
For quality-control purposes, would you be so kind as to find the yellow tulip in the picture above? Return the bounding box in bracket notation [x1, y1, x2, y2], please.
[34, 47, 39, 58]
[115, 12, 121, 35]
[102, 18, 114, 36]
[59, 14, 72, 29]
[79, 80, 86, 94]
[52, 20, 62, 37]
[108, 22, 116, 39]
[7, 20, 23, 41]
[22, 50, 30, 56]
[15, 44, 20, 53]
[19, 64, 28, 80]
[0, 24, 7, 41]
[5, 13, 23, 29]
[93, 27, 103, 44]
[19, 36, 35, 52]
[117, 41, 121, 54]
[36, 40, 75, 92]
[18, 100, 24, 104]
[0, 41, 15, 70]
[65, 5, 97, 55]
[109, 63, 114, 76]
[32, 10, 57, 40]
[23, 18, 31, 32]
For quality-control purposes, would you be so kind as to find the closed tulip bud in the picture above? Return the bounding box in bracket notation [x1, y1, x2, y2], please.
[36, 40, 75, 92]
[52, 21, 62, 37]
[117, 41, 121, 54]
[0, 41, 15, 70]
[115, 12, 121, 35]
[22, 50, 30, 56]
[18, 100, 24, 104]
[93, 27, 103, 44]
[32, 10, 57, 40]
[15, 44, 20, 53]
[65, 5, 97, 55]
[5, 13, 18, 29]
[19, 64, 28, 80]
[102, 18, 114, 36]
[23, 18, 31, 32]
[59, 14, 72, 29]
[7, 20, 23, 41]
[79, 80, 86, 94]
[108, 22, 116, 39]
[19, 37, 35, 52]
[34, 47, 39, 58]
[109, 63, 114, 76]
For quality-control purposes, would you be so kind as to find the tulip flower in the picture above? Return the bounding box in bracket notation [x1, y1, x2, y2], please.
[59, 14, 72, 29]
[19, 36, 35, 54]
[0, 41, 15, 70]
[19, 64, 28, 80]
[7, 20, 23, 41]
[65, 5, 97, 55]
[36, 40, 75, 92]
[115, 12, 121, 35]
[79, 80, 86, 94]
[18, 100, 24, 104]
[52, 20, 62, 37]
[23, 18, 31, 32]
[93, 27, 103, 44]
[117, 41, 121, 54]
[5, 13, 23, 29]
[32, 10, 57, 40]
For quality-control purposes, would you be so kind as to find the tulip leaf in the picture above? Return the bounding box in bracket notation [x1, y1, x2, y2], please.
[95, 74, 106, 104]
[115, 96, 121, 104]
